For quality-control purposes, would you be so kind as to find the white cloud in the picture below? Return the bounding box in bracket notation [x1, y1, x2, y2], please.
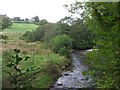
[0, 0, 75, 22]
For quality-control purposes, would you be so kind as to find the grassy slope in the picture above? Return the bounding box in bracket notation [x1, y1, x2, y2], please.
[2, 23, 70, 88]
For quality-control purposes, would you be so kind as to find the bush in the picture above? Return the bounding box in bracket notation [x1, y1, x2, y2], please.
[69, 19, 95, 49]
[20, 31, 30, 40]
[22, 23, 58, 42]
[28, 29, 44, 42]
[0, 35, 8, 40]
[2, 49, 41, 88]
[51, 34, 73, 57]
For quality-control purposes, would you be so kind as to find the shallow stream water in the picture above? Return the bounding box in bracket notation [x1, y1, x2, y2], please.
[50, 50, 94, 89]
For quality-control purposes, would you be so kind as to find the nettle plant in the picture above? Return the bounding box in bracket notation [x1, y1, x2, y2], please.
[6, 49, 40, 89]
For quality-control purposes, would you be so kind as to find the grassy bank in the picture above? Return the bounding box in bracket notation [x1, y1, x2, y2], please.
[2, 23, 71, 88]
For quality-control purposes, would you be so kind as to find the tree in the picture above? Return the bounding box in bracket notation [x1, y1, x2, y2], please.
[51, 34, 73, 57]
[33, 16, 39, 22]
[84, 2, 120, 88]
[39, 19, 48, 25]
[25, 18, 29, 21]
[70, 18, 94, 49]
[57, 17, 94, 49]
[0, 15, 13, 31]
[22, 23, 57, 42]
[56, 21, 71, 35]
[66, 1, 120, 89]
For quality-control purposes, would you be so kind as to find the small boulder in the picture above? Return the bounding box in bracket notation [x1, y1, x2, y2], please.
[57, 83, 62, 86]
[81, 78, 85, 81]
[62, 72, 70, 76]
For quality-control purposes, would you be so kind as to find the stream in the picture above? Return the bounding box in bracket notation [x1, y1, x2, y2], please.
[50, 50, 94, 89]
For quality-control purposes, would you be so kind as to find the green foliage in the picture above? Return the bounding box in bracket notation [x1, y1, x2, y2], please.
[33, 16, 39, 22]
[84, 2, 120, 89]
[26, 28, 44, 42]
[69, 19, 95, 49]
[4, 49, 40, 88]
[0, 35, 8, 40]
[57, 18, 95, 49]
[0, 16, 12, 31]
[22, 18, 94, 51]
[22, 23, 58, 42]
[20, 31, 31, 40]
[67, 1, 120, 88]
[51, 34, 73, 57]
[39, 19, 48, 25]
[3, 48, 70, 88]
[56, 22, 71, 35]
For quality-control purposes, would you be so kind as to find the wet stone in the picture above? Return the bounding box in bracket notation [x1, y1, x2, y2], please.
[87, 79, 91, 83]
[57, 83, 62, 86]
[73, 77, 77, 79]
[81, 78, 85, 81]
[62, 71, 71, 76]
[64, 73, 69, 76]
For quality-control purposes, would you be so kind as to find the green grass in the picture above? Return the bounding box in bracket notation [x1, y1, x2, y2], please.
[32, 73, 54, 88]
[4, 23, 37, 33]
[2, 22, 71, 88]
[2, 22, 38, 41]
[2, 49, 70, 88]
[2, 38, 70, 88]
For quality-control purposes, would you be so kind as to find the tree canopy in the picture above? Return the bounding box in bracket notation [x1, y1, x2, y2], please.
[66, 2, 120, 89]
[0, 15, 12, 31]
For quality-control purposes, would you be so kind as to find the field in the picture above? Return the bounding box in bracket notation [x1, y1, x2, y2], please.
[4, 23, 37, 33]
[2, 23, 70, 88]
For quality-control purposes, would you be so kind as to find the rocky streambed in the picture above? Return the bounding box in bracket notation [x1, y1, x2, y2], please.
[50, 50, 94, 89]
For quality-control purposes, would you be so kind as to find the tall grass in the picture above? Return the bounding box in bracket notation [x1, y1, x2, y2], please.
[2, 45, 70, 88]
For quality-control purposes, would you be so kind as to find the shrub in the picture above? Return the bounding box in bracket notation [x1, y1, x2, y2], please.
[27, 29, 44, 42]
[69, 19, 95, 49]
[22, 23, 58, 42]
[3, 49, 40, 88]
[0, 35, 8, 40]
[51, 34, 73, 57]
[20, 31, 30, 40]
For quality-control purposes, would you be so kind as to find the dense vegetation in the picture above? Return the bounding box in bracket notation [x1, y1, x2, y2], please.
[21, 18, 94, 56]
[1, 1, 120, 89]
[66, 2, 120, 89]
[0, 15, 12, 31]
[51, 34, 73, 57]
[87, 2, 120, 89]
[2, 23, 70, 88]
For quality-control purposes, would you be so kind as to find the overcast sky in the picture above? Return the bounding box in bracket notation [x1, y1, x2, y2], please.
[0, 0, 76, 22]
